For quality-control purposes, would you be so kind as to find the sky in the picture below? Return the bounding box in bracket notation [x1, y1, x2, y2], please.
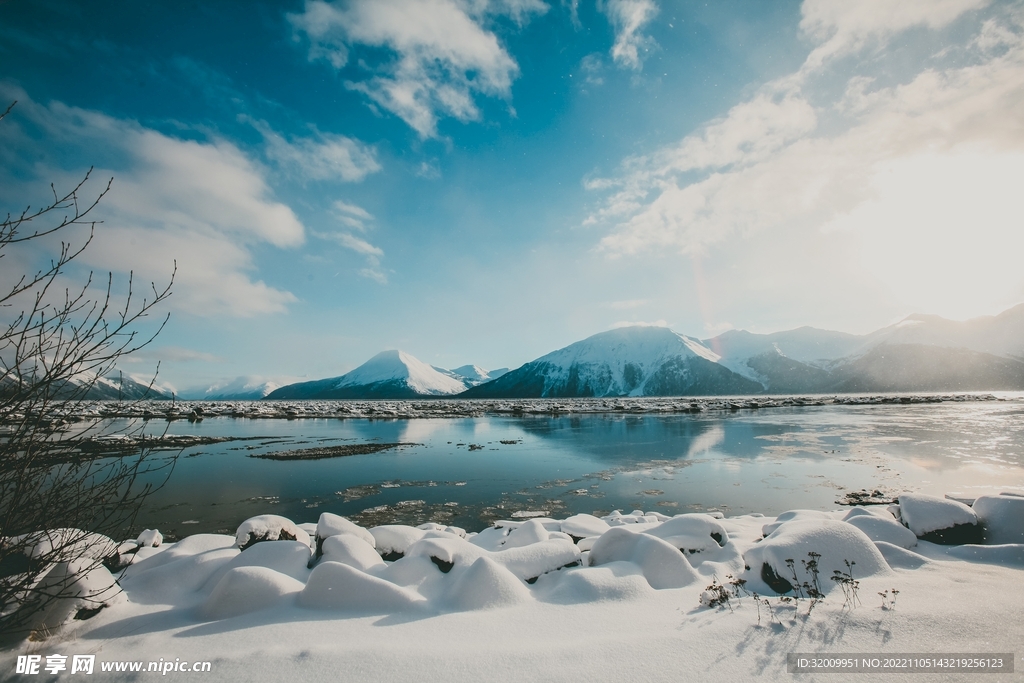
[2, 0, 1023, 393]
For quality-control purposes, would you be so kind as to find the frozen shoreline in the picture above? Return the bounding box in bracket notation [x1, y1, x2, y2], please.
[39, 392, 1008, 423]
[4, 493, 1023, 682]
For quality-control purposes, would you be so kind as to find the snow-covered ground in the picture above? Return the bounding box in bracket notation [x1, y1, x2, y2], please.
[4, 494, 1023, 682]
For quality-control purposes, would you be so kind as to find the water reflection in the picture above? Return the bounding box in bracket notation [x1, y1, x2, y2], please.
[100, 400, 1024, 538]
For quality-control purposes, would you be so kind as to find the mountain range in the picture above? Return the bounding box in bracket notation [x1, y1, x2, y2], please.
[268, 304, 1024, 399]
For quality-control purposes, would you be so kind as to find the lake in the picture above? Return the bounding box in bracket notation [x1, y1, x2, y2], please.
[105, 396, 1024, 539]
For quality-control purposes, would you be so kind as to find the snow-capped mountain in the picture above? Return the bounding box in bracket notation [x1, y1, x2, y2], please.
[0, 369, 170, 401]
[446, 365, 509, 387]
[183, 376, 297, 401]
[462, 326, 763, 398]
[266, 350, 470, 399]
[703, 305, 1024, 393]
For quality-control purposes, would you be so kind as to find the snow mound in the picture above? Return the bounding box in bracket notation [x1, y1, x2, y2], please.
[121, 547, 238, 604]
[490, 539, 581, 582]
[18, 559, 125, 635]
[643, 513, 729, 554]
[873, 542, 931, 570]
[588, 527, 699, 589]
[898, 493, 981, 542]
[943, 544, 1024, 568]
[235, 515, 311, 551]
[761, 510, 834, 537]
[298, 561, 425, 612]
[501, 518, 553, 549]
[370, 525, 427, 558]
[199, 566, 303, 620]
[315, 513, 375, 555]
[843, 514, 918, 549]
[539, 563, 655, 603]
[972, 494, 1024, 544]
[444, 556, 533, 611]
[560, 514, 610, 539]
[207, 540, 311, 587]
[13, 528, 118, 563]
[321, 534, 386, 572]
[744, 520, 891, 595]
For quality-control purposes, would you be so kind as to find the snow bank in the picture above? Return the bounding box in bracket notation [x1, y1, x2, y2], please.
[136, 529, 163, 547]
[972, 494, 1024, 544]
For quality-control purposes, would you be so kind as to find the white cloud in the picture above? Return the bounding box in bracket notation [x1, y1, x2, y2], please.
[587, 4, 1024, 322]
[313, 199, 388, 283]
[800, 0, 989, 70]
[248, 117, 380, 182]
[1, 89, 304, 317]
[289, 0, 545, 137]
[602, 0, 658, 70]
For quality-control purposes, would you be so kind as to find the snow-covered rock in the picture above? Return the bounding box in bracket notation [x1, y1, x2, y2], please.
[370, 525, 427, 559]
[642, 513, 729, 554]
[744, 520, 891, 595]
[320, 534, 386, 572]
[315, 513, 376, 555]
[588, 527, 699, 589]
[136, 529, 163, 548]
[761, 510, 834, 537]
[560, 514, 611, 540]
[235, 515, 311, 551]
[972, 494, 1024, 544]
[444, 556, 533, 611]
[16, 559, 125, 636]
[898, 493, 982, 543]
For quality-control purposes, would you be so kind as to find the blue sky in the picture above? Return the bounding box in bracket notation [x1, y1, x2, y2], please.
[2, 0, 1023, 392]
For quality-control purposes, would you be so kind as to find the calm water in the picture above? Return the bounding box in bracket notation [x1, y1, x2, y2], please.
[108, 398, 1024, 539]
